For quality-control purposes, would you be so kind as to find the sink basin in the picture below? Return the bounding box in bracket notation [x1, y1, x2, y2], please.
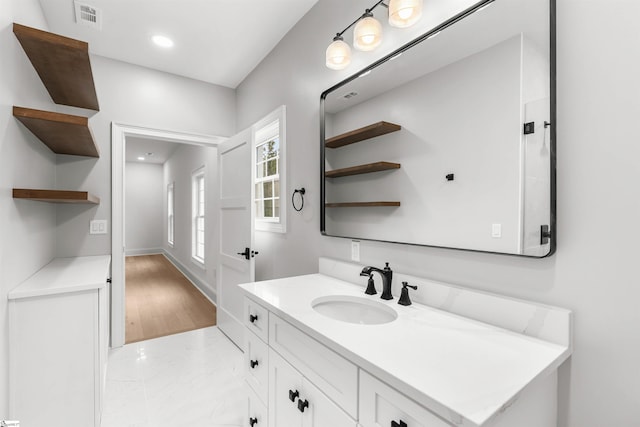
[311, 295, 397, 325]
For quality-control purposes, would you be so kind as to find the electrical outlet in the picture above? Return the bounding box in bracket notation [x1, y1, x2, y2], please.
[491, 223, 502, 238]
[90, 220, 108, 235]
[351, 240, 360, 262]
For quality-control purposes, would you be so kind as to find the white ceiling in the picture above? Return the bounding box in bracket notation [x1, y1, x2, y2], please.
[38, 0, 319, 88]
[125, 136, 178, 164]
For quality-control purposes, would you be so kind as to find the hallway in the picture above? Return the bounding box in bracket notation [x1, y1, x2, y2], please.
[125, 254, 217, 343]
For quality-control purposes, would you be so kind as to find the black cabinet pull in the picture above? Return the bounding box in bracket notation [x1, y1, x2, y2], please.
[391, 421, 407, 427]
[249, 417, 258, 426]
[250, 359, 259, 369]
[249, 314, 258, 323]
[297, 399, 309, 413]
[288, 389, 299, 402]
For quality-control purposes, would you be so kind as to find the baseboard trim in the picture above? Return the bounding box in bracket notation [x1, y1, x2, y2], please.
[125, 248, 163, 256]
[161, 250, 217, 304]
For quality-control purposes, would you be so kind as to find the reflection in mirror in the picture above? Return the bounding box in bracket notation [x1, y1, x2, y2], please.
[320, 0, 555, 257]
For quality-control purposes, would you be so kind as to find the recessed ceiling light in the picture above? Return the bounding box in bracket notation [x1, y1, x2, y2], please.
[152, 35, 174, 48]
[137, 156, 145, 161]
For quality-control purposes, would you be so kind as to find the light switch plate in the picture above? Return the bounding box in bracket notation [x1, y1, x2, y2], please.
[491, 223, 502, 238]
[351, 240, 360, 262]
[90, 220, 108, 235]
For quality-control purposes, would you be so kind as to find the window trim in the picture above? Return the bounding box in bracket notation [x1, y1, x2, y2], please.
[191, 167, 205, 267]
[167, 182, 174, 247]
[252, 105, 287, 233]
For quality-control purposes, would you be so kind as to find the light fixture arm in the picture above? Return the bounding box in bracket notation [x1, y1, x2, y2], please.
[333, 0, 388, 39]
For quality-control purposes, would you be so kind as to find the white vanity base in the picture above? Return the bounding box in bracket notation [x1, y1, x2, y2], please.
[239, 257, 572, 427]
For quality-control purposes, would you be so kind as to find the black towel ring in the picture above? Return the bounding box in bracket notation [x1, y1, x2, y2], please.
[292, 188, 305, 212]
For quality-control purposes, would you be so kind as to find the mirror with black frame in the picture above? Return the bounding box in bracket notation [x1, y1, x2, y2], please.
[320, 0, 555, 257]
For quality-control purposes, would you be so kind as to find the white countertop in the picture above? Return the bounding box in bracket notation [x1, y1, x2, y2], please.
[8, 255, 112, 300]
[240, 273, 571, 427]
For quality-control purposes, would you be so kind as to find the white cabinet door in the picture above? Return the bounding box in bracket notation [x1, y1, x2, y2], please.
[359, 371, 452, 427]
[301, 377, 358, 427]
[269, 349, 303, 427]
[269, 349, 357, 427]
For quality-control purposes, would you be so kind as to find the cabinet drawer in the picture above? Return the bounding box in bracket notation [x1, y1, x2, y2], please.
[244, 297, 269, 342]
[359, 370, 451, 427]
[245, 328, 269, 403]
[269, 312, 358, 418]
[247, 383, 268, 427]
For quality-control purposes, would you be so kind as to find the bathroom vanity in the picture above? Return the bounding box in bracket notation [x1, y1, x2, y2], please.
[239, 258, 572, 427]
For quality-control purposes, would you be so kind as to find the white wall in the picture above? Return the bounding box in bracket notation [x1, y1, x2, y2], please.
[0, 0, 55, 417]
[125, 162, 164, 254]
[163, 144, 218, 300]
[236, 0, 640, 425]
[55, 55, 236, 258]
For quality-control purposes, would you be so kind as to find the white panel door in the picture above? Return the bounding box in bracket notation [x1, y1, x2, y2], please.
[218, 128, 255, 348]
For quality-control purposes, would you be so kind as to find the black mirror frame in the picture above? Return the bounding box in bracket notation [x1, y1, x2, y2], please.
[320, 0, 556, 258]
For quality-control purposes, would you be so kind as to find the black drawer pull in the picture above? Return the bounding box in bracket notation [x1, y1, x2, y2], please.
[250, 359, 259, 369]
[249, 417, 258, 426]
[391, 421, 407, 427]
[249, 314, 259, 323]
[297, 398, 309, 413]
[288, 389, 299, 402]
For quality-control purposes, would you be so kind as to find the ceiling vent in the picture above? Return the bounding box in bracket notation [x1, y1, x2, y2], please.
[74, 1, 102, 30]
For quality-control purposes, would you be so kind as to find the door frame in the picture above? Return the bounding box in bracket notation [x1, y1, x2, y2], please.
[111, 122, 224, 348]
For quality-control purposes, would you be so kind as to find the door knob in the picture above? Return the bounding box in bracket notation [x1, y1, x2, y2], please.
[249, 417, 258, 426]
[250, 359, 259, 369]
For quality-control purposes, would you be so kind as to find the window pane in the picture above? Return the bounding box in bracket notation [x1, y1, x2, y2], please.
[255, 200, 264, 219]
[266, 159, 277, 176]
[274, 198, 280, 218]
[274, 180, 280, 197]
[264, 200, 273, 218]
[263, 181, 273, 198]
[255, 183, 263, 199]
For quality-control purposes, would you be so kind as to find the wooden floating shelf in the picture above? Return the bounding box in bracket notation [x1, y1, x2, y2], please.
[13, 23, 100, 111]
[13, 189, 100, 204]
[325, 161, 401, 178]
[325, 201, 401, 208]
[325, 121, 401, 148]
[13, 106, 99, 158]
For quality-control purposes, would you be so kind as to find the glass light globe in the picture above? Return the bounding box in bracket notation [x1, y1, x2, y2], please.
[353, 15, 382, 51]
[326, 37, 352, 70]
[389, 0, 423, 28]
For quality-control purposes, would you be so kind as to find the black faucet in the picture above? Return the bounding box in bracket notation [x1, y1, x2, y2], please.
[360, 262, 393, 300]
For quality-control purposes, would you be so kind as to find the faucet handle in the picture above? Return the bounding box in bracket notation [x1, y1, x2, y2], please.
[398, 281, 418, 306]
[364, 274, 377, 295]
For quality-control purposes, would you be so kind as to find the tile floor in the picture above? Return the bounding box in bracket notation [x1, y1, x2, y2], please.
[101, 326, 245, 427]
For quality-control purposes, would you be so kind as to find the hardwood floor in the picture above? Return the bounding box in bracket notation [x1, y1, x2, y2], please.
[125, 254, 216, 344]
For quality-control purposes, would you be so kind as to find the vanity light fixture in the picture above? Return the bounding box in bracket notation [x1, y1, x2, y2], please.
[388, 0, 423, 28]
[325, 0, 423, 70]
[326, 35, 352, 70]
[353, 11, 383, 51]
